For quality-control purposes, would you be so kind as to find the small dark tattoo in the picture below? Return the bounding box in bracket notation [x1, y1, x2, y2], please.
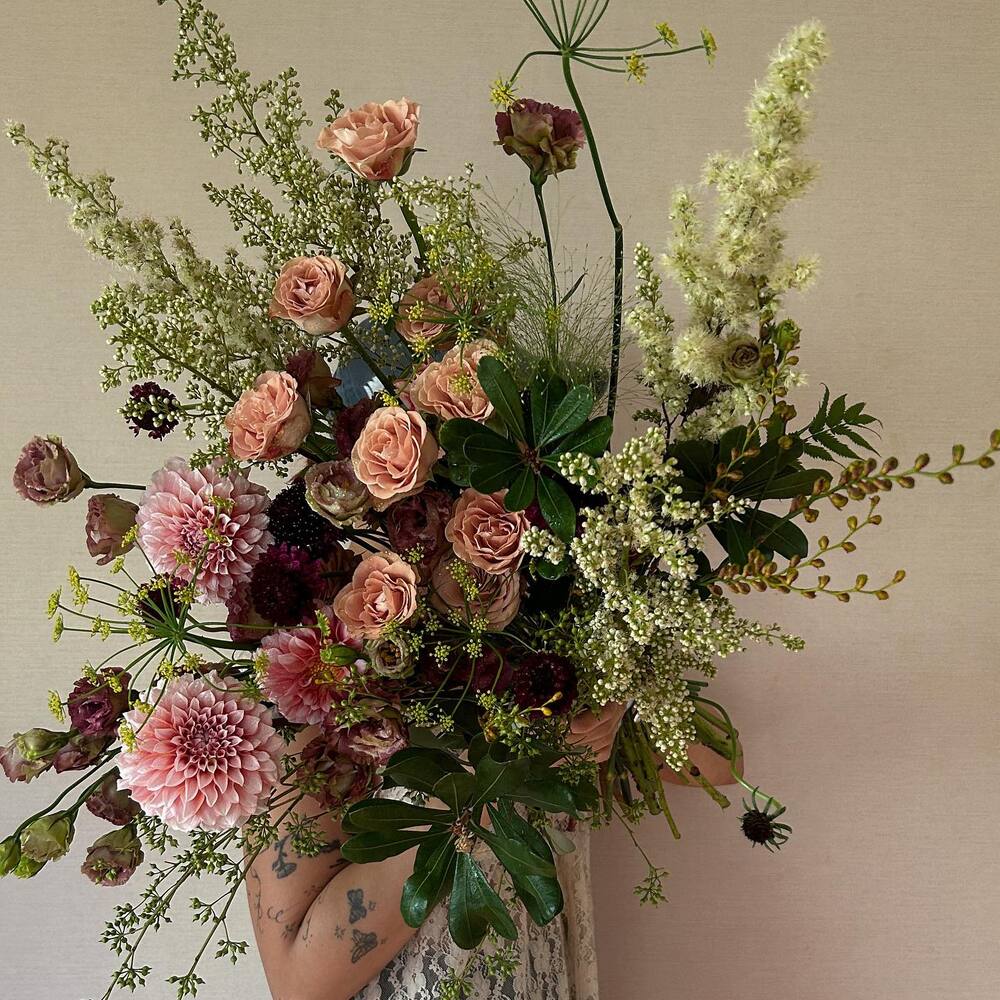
[333, 924, 345, 939]
[272, 835, 298, 879]
[247, 868, 263, 925]
[350, 928, 378, 963]
[347, 888, 368, 923]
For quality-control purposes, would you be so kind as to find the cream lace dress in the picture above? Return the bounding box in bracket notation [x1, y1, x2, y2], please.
[352, 820, 599, 1000]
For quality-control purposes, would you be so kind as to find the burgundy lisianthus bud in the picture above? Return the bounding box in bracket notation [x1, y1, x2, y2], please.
[511, 652, 578, 717]
[285, 348, 341, 410]
[86, 494, 139, 566]
[331, 715, 409, 768]
[81, 826, 144, 886]
[383, 485, 454, 580]
[67, 668, 130, 738]
[298, 737, 377, 810]
[53, 733, 112, 773]
[85, 769, 142, 827]
[495, 99, 585, 185]
[334, 397, 378, 457]
[1, 735, 54, 783]
[12, 435, 86, 505]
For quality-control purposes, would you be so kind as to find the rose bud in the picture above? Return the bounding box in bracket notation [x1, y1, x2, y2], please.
[0, 836, 21, 878]
[297, 737, 376, 810]
[224, 370, 312, 462]
[331, 715, 409, 768]
[0, 736, 53, 783]
[12, 435, 87, 505]
[317, 99, 420, 182]
[269, 255, 355, 336]
[67, 668, 130, 738]
[85, 494, 139, 565]
[85, 769, 142, 827]
[81, 826, 144, 887]
[721, 334, 765, 382]
[20, 812, 75, 863]
[304, 460, 373, 528]
[367, 634, 414, 680]
[285, 348, 341, 410]
[15, 728, 69, 762]
[495, 99, 585, 186]
[53, 733, 111, 773]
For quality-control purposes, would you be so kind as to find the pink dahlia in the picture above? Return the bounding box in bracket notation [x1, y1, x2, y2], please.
[261, 609, 364, 725]
[136, 458, 272, 604]
[116, 672, 283, 832]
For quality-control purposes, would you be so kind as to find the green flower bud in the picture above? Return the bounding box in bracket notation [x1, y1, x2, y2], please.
[721, 334, 764, 382]
[15, 728, 69, 762]
[773, 319, 801, 353]
[20, 811, 75, 863]
[14, 854, 46, 879]
[0, 836, 21, 877]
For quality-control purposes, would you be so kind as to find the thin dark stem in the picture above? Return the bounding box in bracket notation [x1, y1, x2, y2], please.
[532, 182, 558, 308]
[396, 195, 427, 264]
[561, 53, 623, 418]
[340, 328, 401, 403]
[86, 480, 146, 492]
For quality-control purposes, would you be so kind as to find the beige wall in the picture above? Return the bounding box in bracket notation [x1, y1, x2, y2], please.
[2, 2, 998, 998]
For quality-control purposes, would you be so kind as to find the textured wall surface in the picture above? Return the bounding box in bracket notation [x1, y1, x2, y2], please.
[1, 2, 997, 998]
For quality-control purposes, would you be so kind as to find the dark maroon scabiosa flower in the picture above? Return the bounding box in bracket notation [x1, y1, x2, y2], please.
[495, 99, 585, 185]
[739, 789, 792, 851]
[267, 478, 342, 558]
[121, 382, 181, 440]
[248, 542, 325, 626]
[334, 397, 378, 457]
[137, 575, 185, 630]
[67, 668, 130, 738]
[85, 769, 142, 827]
[297, 737, 378, 810]
[81, 826, 144, 886]
[383, 485, 454, 580]
[511, 652, 577, 717]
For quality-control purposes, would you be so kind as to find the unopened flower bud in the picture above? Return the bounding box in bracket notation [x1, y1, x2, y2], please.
[15, 728, 69, 762]
[0, 836, 21, 877]
[81, 826, 144, 886]
[20, 812, 75, 863]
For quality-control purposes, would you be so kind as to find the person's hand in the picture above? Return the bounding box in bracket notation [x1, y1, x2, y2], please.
[567, 703, 627, 763]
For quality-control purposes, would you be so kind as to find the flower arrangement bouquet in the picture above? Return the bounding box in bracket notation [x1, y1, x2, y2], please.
[3, 2, 997, 997]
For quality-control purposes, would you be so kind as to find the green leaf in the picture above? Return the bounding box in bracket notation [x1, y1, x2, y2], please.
[546, 415, 613, 458]
[808, 386, 830, 434]
[448, 852, 517, 949]
[476, 357, 526, 440]
[473, 825, 557, 878]
[433, 772, 477, 813]
[530, 373, 568, 446]
[536, 475, 576, 543]
[716, 519, 754, 565]
[507, 778, 578, 814]
[841, 428, 877, 454]
[340, 828, 442, 864]
[401, 833, 456, 928]
[536, 555, 571, 579]
[342, 800, 454, 833]
[462, 429, 522, 468]
[467, 733, 490, 767]
[746, 510, 809, 559]
[438, 417, 488, 453]
[802, 443, 834, 463]
[815, 431, 862, 461]
[474, 752, 531, 805]
[759, 467, 827, 500]
[383, 747, 467, 795]
[539, 385, 594, 447]
[504, 466, 536, 511]
[827, 393, 847, 426]
[469, 463, 519, 494]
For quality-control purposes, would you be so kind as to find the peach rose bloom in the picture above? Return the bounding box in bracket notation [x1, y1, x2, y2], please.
[351, 406, 439, 506]
[446, 489, 528, 575]
[430, 554, 522, 630]
[332, 553, 419, 639]
[225, 371, 312, 462]
[395, 275, 455, 346]
[317, 98, 420, 182]
[409, 339, 497, 422]
[269, 256, 355, 336]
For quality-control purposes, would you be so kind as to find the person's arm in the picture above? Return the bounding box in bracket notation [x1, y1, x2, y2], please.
[246, 730, 419, 1000]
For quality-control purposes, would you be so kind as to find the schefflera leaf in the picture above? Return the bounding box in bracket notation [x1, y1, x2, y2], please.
[340, 740, 595, 950]
[438, 358, 613, 543]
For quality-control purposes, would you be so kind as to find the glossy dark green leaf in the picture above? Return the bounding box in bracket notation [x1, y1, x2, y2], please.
[759, 468, 827, 500]
[469, 462, 519, 494]
[507, 778, 578, 814]
[530, 373, 568, 446]
[536, 475, 576, 543]
[467, 732, 490, 766]
[383, 746, 467, 795]
[341, 800, 453, 833]
[462, 429, 522, 467]
[473, 825, 557, 877]
[536, 555, 571, 579]
[474, 752, 531, 805]
[504, 466, 536, 511]
[546, 415, 613, 458]
[476, 357, 526, 440]
[401, 833, 456, 928]
[449, 852, 517, 948]
[408, 727, 467, 753]
[539, 385, 593, 447]
[721, 519, 755, 565]
[340, 828, 442, 864]
[747, 510, 809, 559]
[438, 417, 488, 453]
[433, 772, 477, 813]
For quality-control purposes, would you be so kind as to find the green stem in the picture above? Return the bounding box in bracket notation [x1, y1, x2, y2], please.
[532, 181, 559, 308]
[396, 194, 427, 264]
[340, 328, 400, 403]
[561, 52, 623, 419]
[86, 479, 146, 492]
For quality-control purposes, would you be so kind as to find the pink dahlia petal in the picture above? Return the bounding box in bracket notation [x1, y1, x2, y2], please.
[116, 672, 283, 832]
[136, 458, 272, 604]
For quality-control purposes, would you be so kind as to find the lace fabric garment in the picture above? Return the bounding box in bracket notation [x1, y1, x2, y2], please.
[351, 819, 598, 1000]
